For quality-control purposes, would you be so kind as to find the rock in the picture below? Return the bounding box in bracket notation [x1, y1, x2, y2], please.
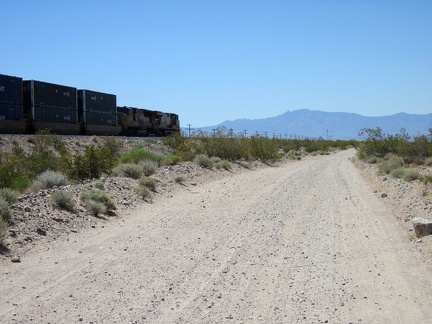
[24, 206, 32, 212]
[36, 228, 47, 236]
[11, 256, 21, 263]
[412, 218, 432, 238]
[381, 193, 388, 198]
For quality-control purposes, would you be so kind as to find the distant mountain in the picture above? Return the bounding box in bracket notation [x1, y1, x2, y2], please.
[193, 109, 432, 140]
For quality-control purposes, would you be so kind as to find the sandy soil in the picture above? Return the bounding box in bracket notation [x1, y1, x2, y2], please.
[1, 149, 432, 323]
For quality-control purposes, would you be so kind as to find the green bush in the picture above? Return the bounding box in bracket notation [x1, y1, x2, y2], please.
[389, 167, 406, 179]
[0, 198, 12, 223]
[163, 154, 182, 166]
[121, 146, 162, 165]
[193, 154, 214, 168]
[139, 160, 158, 176]
[80, 189, 116, 212]
[68, 144, 118, 181]
[0, 188, 19, 205]
[34, 170, 68, 190]
[112, 163, 142, 179]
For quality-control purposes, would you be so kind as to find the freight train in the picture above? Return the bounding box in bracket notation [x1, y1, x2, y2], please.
[0, 73, 180, 136]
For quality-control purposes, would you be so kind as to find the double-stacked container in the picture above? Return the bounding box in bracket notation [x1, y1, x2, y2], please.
[0, 74, 26, 133]
[23, 80, 79, 134]
[78, 89, 120, 135]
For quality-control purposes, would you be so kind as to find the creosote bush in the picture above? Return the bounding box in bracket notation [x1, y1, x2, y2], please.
[51, 190, 76, 210]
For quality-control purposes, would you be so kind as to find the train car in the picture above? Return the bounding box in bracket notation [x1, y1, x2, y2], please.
[0, 72, 180, 137]
[0, 73, 26, 133]
[117, 106, 158, 136]
[23, 80, 80, 134]
[158, 112, 180, 136]
[78, 89, 121, 135]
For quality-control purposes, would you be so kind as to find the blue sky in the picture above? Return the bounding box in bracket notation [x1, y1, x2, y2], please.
[1, 1, 431, 128]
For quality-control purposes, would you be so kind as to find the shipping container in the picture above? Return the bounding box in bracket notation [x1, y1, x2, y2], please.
[83, 111, 117, 126]
[33, 106, 78, 124]
[0, 103, 23, 120]
[78, 89, 116, 114]
[23, 80, 77, 113]
[0, 74, 22, 106]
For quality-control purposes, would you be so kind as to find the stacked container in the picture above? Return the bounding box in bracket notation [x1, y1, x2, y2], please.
[23, 80, 78, 124]
[0, 74, 23, 120]
[78, 89, 117, 126]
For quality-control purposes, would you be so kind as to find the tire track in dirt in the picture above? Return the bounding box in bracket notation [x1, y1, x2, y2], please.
[1, 150, 432, 323]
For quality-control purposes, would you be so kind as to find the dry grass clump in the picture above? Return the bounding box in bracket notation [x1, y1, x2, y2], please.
[139, 160, 158, 176]
[80, 189, 116, 216]
[0, 198, 12, 223]
[378, 155, 404, 175]
[33, 170, 68, 190]
[193, 154, 214, 168]
[51, 190, 76, 210]
[0, 188, 19, 206]
[174, 175, 186, 184]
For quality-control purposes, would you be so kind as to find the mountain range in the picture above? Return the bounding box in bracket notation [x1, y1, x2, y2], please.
[194, 109, 432, 140]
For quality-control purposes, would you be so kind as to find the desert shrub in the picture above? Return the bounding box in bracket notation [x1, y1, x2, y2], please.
[215, 160, 232, 170]
[34, 170, 68, 190]
[0, 216, 8, 242]
[139, 177, 157, 192]
[174, 175, 186, 184]
[424, 157, 432, 167]
[80, 189, 116, 212]
[0, 188, 19, 205]
[0, 198, 12, 223]
[112, 163, 142, 179]
[94, 181, 105, 190]
[365, 156, 380, 164]
[163, 154, 182, 166]
[84, 200, 106, 216]
[378, 155, 404, 175]
[102, 137, 123, 156]
[193, 154, 213, 168]
[422, 174, 432, 184]
[51, 190, 76, 210]
[121, 146, 162, 165]
[389, 167, 406, 179]
[211, 156, 222, 163]
[69, 144, 117, 181]
[402, 168, 421, 182]
[139, 160, 158, 176]
[134, 185, 153, 201]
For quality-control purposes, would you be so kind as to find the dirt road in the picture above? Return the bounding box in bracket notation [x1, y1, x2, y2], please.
[1, 149, 432, 323]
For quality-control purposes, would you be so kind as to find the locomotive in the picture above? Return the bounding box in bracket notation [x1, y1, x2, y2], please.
[0, 73, 180, 137]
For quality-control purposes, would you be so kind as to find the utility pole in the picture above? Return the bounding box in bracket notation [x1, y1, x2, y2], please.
[187, 124, 192, 137]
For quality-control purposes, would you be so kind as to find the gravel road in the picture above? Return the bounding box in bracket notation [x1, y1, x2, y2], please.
[1, 149, 432, 323]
